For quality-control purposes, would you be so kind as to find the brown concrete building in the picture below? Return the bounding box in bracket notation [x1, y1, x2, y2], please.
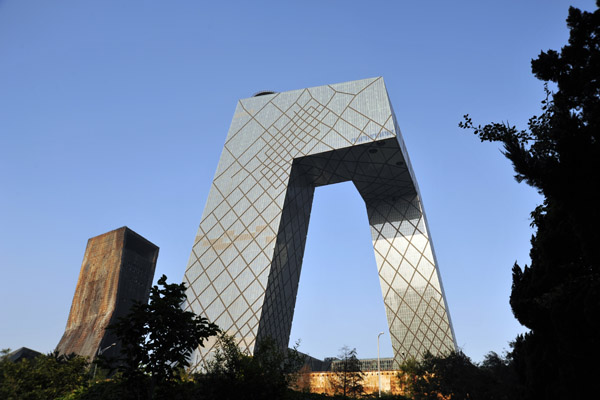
[56, 227, 158, 361]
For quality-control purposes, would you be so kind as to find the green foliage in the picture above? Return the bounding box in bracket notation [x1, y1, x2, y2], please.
[328, 346, 364, 399]
[202, 333, 305, 400]
[106, 274, 219, 397]
[108, 274, 219, 381]
[460, 2, 600, 398]
[63, 377, 201, 400]
[0, 350, 89, 400]
[399, 350, 517, 400]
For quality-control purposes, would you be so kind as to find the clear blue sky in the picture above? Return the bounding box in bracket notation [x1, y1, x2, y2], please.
[1, 0, 594, 363]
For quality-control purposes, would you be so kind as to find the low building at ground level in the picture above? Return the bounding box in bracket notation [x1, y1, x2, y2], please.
[298, 370, 407, 396]
[5, 347, 42, 363]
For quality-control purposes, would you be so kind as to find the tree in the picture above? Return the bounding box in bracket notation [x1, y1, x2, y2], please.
[106, 274, 219, 396]
[328, 346, 364, 398]
[202, 333, 305, 400]
[0, 349, 89, 400]
[460, 2, 600, 398]
[399, 350, 518, 400]
[399, 351, 479, 400]
[291, 364, 312, 393]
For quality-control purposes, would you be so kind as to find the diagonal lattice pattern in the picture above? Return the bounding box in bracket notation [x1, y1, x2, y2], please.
[183, 78, 456, 370]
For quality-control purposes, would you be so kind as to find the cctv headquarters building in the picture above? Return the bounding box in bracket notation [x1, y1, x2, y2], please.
[183, 77, 456, 370]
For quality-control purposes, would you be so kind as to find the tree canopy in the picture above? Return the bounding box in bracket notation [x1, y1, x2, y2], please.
[106, 274, 219, 396]
[399, 350, 518, 400]
[328, 346, 364, 399]
[202, 334, 305, 400]
[460, 2, 600, 398]
[0, 350, 89, 400]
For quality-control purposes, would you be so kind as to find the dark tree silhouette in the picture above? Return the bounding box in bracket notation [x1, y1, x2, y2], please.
[460, 2, 600, 398]
[203, 333, 305, 400]
[399, 350, 518, 400]
[107, 274, 219, 397]
[329, 346, 364, 398]
[0, 350, 89, 400]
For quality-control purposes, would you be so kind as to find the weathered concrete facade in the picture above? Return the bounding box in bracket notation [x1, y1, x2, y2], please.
[57, 227, 158, 360]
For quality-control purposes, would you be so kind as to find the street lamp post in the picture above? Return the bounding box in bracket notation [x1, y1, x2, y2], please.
[93, 342, 116, 379]
[377, 332, 384, 398]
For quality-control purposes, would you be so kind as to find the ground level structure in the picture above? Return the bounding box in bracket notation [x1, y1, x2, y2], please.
[300, 370, 407, 396]
[184, 77, 456, 369]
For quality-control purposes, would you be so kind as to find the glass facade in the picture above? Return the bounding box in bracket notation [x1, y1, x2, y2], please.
[183, 78, 456, 370]
[330, 358, 395, 372]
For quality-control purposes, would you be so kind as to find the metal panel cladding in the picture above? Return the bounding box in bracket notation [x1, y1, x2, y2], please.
[184, 77, 456, 369]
